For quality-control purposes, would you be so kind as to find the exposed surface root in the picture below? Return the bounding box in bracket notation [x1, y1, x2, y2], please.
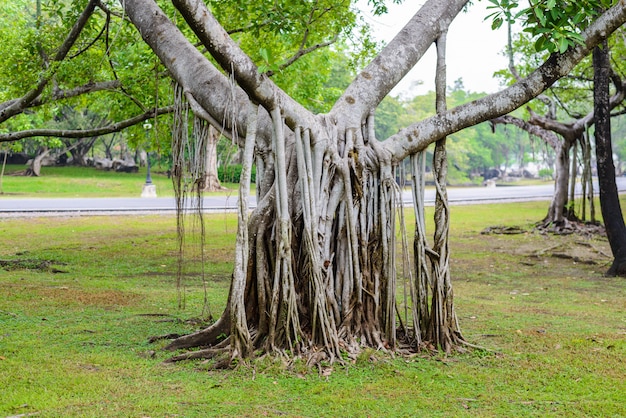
[163, 347, 228, 364]
[481, 225, 528, 235]
[154, 325, 477, 369]
[483, 220, 607, 238]
[535, 219, 605, 237]
[0, 258, 67, 273]
[163, 314, 229, 351]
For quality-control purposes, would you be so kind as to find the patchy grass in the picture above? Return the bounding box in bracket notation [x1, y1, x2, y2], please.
[1, 204, 625, 417]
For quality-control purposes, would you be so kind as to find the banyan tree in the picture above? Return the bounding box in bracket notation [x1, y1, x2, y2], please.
[119, 0, 626, 362]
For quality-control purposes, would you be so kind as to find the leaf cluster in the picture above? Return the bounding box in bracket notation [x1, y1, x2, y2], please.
[206, 0, 378, 111]
[486, 0, 614, 54]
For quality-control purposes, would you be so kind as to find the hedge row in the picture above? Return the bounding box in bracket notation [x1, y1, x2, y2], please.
[218, 164, 256, 183]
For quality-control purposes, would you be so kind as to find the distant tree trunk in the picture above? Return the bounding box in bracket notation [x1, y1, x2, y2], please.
[103, 134, 117, 160]
[25, 147, 50, 176]
[593, 41, 626, 276]
[566, 140, 578, 218]
[201, 125, 225, 191]
[0, 150, 7, 193]
[67, 137, 97, 166]
[490, 115, 573, 226]
[547, 140, 571, 225]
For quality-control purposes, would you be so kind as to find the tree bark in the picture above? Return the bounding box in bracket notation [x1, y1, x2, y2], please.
[593, 41, 626, 276]
[25, 147, 50, 177]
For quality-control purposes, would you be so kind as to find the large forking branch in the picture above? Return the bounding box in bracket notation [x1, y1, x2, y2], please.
[122, 0, 269, 144]
[124, 0, 625, 162]
[382, 2, 626, 164]
[331, 0, 469, 123]
[170, 0, 315, 130]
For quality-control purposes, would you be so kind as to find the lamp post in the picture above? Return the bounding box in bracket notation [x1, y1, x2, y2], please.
[141, 121, 157, 198]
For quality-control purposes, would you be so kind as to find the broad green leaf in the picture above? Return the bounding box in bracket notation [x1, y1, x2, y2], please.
[558, 36, 569, 53]
[259, 47, 270, 63]
[492, 17, 504, 30]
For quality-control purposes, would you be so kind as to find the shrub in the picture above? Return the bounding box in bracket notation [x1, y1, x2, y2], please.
[218, 164, 256, 183]
[538, 168, 553, 179]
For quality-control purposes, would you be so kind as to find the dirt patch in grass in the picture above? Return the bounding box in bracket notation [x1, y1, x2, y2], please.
[134, 270, 232, 283]
[35, 286, 140, 307]
[466, 228, 612, 272]
[0, 258, 67, 273]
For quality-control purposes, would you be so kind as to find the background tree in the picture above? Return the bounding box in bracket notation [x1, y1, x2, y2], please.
[489, 0, 626, 229]
[0, 0, 174, 174]
[0, 0, 374, 185]
[593, 40, 626, 275]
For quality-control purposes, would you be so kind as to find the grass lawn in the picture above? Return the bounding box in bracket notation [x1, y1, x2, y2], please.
[0, 192, 625, 416]
[0, 165, 243, 198]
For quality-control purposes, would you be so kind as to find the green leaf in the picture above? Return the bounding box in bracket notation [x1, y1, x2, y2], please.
[534, 36, 546, 52]
[492, 16, 504, 30]
[568, 32, 585, 45]
[549, 8, 559, 21]
[535, 7, 544, 20]
[259, 48, 270, 63]
[558, 36, 569, 54]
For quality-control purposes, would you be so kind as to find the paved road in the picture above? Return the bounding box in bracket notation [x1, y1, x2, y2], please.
[0, 195, 247, 216]
[1, 177, 625, 216]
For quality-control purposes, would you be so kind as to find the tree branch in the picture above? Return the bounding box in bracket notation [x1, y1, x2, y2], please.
[171, 0, 313, 128]
[491, 115, 562, 150]
[383, 2, 626, 163]
[279, 34, 339, 72]
[50, 80, 122, 105]
[0, 106, 174, 143]
[0, 80, 122, 120]
[331, 0, 468, 123]
[0, 0, 100, 124]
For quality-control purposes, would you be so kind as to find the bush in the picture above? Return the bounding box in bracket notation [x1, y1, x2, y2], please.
[538, 168, 553, 179]
[218, 164, 256, 183]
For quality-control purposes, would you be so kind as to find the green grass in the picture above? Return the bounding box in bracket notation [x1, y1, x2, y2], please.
[1, 200, 625, 417]
[0, 165, 243, 198]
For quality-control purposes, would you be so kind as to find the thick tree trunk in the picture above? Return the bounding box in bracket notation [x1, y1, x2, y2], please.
[119, 0, 626, 362]
[63, 137, 96, 166]
[593, 42, 626, 276]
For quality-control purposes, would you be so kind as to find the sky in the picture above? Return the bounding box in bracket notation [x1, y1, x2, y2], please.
[359, 1, 511, 97]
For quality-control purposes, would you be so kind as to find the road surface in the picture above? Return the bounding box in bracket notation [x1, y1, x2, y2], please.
[1, 178, 625, 216]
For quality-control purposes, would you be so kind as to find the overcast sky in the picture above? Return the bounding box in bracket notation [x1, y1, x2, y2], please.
[359, 1, 510, 97]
